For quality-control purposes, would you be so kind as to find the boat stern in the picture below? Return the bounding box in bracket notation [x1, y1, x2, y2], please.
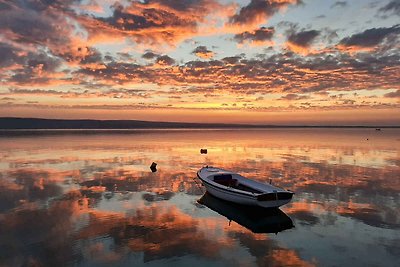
[256, 191, 294, 208]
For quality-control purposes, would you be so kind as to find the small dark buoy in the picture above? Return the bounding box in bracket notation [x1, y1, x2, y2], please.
[200, 148, 207, 154]
[150, 162, 157, 172]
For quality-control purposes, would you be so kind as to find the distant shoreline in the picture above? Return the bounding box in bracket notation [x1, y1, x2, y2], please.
[0, 117, 399, 129]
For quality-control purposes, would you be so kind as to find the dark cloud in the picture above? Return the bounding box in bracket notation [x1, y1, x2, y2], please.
[339, 25, 400, 48]
[287, 29, 320, 48]
[221, 56, 242, 64]
[146, 0, 215, 11]
[229, 0, 302, 26]
[142, 51, 159, 59]
[77, 61, 147, 85]
[0, 41, 62, 85]
[8, 88, 62, 95]
[3, 87, 149, 100]
[192, 46, 214, 59]
[331, 1, 347, 8]
[77, 47, 103, 65]
[156, 55, 175, 65]
[0, 42, 20, 68]
[379, 0, 400, 17]
[116, 52, 133, 61]
[77, 50, 400, 96]
[78, 0, 225, 46]
[97, 4, 193, 32]
[8, 51, 62, 85]
[0, 0, 106, 83]
[233, 27, 275, 44]
[0, 0, 80, 59]
[384, 89, 400, 98]
[0, 1, 12, 11]
[10, 0, 81, 12]
[280, 93, 310, 100]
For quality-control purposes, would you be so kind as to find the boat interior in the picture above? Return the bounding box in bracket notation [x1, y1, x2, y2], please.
[213, 174, 263, 194]
[212, 173, 293, 201]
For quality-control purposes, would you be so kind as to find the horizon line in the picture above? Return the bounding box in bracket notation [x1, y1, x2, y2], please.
[0, 117, 399, 129]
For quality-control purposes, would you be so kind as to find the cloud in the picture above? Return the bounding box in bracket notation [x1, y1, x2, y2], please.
[0, 42, 63, 85]
[0, 42, 15, 64]
[221, 56, 242, 64]
[192, 46, 214, 59]
[9, 54, 62, 85]
[0, 0, 90, 62]
[0, 0, 232, 69]
[384, 89, 400, 98]
[0, 168, 68, 212]
[77, 0, 229, 46]
[280, 93, 310, 100]
[233, 27, 275, 45]
[75, 50, 400, 98]
[331, 1, 347, 8]
[338, 24, 400, 51]
[228, 0, 302, 27]
[0, 0, 107, 86]
[286, 29, 320, 54]
[8, 88, 63, 95]
[142, 51, 159, 59]
[378, 0, 400, 17]
[4, 87, 150, 99]
[155, 55, 175, 65]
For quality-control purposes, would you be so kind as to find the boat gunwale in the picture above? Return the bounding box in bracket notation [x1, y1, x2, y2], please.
[197, 171, 258, 197]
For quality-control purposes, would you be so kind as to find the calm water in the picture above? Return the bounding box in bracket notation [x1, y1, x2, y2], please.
[0, 129, 399, 267]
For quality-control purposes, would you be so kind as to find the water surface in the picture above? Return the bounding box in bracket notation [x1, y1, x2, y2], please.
[0, 129, 399, 267]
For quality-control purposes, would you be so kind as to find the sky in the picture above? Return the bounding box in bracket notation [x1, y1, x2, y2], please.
[0, 0, 399, 125]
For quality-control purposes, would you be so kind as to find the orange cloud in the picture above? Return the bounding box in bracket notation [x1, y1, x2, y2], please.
[76, 0, 233, 47]
[228, 0, 302, 28]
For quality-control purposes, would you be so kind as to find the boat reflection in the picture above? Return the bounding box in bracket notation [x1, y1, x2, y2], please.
[198, 193, 294, 234]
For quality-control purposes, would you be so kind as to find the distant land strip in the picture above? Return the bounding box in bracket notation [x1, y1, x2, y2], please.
[0, 117, 399, 130]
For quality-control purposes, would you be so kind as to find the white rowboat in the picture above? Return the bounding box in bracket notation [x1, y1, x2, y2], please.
[197, 166, 294, 208]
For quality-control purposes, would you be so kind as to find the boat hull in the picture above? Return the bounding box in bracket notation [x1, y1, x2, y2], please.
[197, 170, 293, 208]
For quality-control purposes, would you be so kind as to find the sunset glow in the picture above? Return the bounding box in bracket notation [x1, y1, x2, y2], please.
[1, 0, 399, 124]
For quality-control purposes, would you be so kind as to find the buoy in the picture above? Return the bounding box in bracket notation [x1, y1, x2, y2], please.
[150, 162, 157, 172]
[200, 149, 207, 154]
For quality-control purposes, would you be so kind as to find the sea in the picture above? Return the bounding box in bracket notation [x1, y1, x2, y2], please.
[0, 128, 399, 267]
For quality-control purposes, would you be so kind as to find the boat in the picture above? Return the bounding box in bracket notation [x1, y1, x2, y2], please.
[198, 193, 294, 233]
[197, 166, 294, 208]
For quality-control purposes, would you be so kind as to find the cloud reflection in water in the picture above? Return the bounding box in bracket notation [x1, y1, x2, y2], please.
[0, 129, 399, 266]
